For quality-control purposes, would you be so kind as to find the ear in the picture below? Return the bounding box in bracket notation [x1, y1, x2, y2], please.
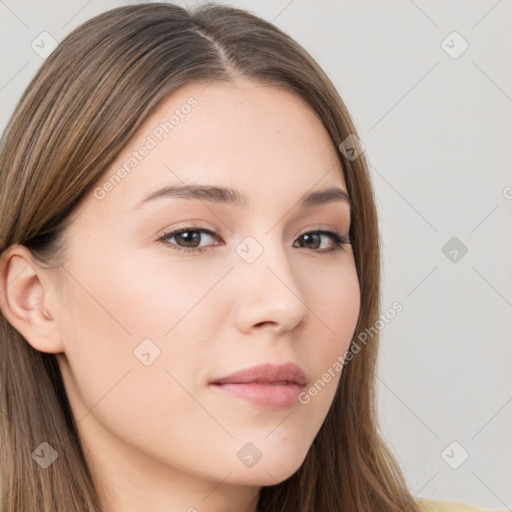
[0, 244, 64, 354]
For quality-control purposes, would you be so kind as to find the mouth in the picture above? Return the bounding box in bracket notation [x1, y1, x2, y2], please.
[209, 362, 307, 410]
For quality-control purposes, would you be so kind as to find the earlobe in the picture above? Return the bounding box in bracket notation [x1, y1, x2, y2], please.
[0, 244, 63, 354]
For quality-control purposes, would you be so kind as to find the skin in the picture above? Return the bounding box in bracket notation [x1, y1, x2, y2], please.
[0, 78, 360, 512]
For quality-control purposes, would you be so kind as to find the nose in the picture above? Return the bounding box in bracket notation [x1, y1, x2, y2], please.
[232, 234, 309, 336]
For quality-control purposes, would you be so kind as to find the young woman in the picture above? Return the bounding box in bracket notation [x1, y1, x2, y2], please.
[0, 3, 501, 512]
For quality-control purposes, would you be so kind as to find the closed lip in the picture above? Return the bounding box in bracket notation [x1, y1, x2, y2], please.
[209, 362, 307, 387]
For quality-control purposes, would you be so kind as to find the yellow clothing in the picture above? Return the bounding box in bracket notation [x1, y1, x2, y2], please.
[417, 497, 507, 511]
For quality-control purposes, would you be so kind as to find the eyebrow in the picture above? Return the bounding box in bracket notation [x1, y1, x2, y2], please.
[132, 184, 351, 211]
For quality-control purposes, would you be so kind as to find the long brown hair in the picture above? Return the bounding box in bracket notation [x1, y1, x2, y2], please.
[0, 3, 420, 511]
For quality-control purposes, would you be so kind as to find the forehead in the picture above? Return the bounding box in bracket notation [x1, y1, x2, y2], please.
[80, 79, 347, 219]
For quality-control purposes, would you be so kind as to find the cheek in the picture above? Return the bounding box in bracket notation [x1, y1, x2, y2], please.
[57, 256, 223, 466]
[63, 245, 220, 343]
[58, 250, 224, 410]
[305, 259, 360, 353]
[298, 261, 360, 404]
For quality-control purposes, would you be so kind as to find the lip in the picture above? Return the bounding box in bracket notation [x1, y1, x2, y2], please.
[209, 362, 307, 410]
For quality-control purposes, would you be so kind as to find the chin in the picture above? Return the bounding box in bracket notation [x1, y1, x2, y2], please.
[227, 446, 308, 487]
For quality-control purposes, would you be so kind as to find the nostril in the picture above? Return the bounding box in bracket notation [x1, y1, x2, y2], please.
[255, 321, 278, 329]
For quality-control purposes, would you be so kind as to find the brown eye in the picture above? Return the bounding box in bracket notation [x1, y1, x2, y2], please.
[294, 230, 350, 253]
[158, 227, 350, 255]
[158, 227, 219, 253]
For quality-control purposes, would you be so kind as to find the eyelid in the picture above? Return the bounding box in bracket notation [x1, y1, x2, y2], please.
[156, 222, 348, 242]
[296, 222, 344, 236]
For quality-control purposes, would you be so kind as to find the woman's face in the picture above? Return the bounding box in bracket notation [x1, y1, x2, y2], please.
[53, 79, 360, 504]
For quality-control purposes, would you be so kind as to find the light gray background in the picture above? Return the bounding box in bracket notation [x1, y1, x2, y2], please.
[1, 0, 511, 509]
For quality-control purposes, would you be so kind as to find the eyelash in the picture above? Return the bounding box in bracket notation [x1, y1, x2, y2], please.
[157, 226, 351, 254]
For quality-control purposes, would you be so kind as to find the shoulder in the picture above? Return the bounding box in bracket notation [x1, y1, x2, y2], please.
[417, 497, 506, 512]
